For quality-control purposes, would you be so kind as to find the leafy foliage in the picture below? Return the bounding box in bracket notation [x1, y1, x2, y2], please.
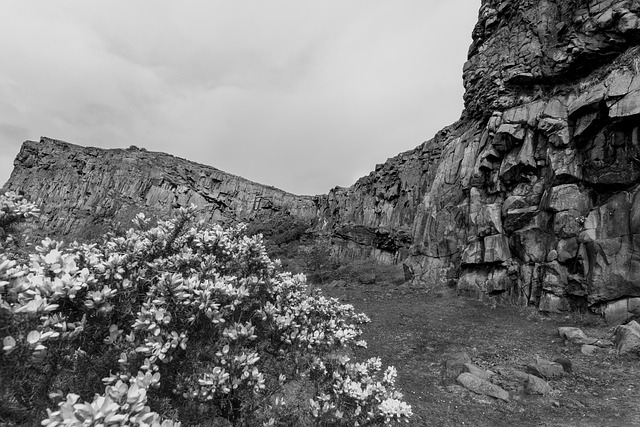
[300, 237, 339, 284]
[0, 190, 40, 252]
[0, 194, 411, 426]
[245, 212, 311, 263]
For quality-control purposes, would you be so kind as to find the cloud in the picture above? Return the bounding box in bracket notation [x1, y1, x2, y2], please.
[0, 0, 480, 194]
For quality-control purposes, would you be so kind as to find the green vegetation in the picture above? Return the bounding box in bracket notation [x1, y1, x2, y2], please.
[0, 193, 411, 426]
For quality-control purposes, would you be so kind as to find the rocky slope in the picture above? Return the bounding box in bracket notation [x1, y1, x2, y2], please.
[5, 0, 640, 322]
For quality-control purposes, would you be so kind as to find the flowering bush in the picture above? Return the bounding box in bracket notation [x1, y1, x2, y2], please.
[0, 196, 411, 426]
[0, 190, 40, 250]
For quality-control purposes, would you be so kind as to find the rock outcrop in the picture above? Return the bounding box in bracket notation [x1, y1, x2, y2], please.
[6, 0, 640, 320]
[4, 138, 318, 241]
[317, 0, 640, 320]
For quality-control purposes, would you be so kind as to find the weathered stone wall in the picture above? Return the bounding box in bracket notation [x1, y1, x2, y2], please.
[455, 62, 640, 321]
[463, 0, 640, 117]
[313, 0, 640, 322]
[4, 138, 318, 241]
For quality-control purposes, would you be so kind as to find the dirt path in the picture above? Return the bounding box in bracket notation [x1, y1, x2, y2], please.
[320, 282, 640, 427]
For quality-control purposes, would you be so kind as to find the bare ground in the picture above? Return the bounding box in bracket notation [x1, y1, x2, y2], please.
[319, 281, 640, 427]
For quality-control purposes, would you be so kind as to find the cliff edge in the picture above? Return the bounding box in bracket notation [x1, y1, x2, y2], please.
[4, 138, 318, 240]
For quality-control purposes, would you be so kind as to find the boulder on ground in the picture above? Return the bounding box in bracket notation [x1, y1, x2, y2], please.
[444, 352, 472, 375]
[494, 366, 530, 381]
[526, 374, 551, 395]
[553, 357, 573, 373]
[581, 344, 598, 355]
[558, 327, 597, 345]
[457, 372, 509, 402]
[527, 359, 565, 378]
[463, 363, 493, 381]
[614, 320, 640, 354]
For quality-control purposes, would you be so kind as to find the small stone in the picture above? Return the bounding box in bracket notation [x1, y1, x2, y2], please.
[593, 339, 614, 348]
[527, 360, 565, 379]
[457, 373, 510, 402]
[526, 374, 551, 395]
[553, 357, 573, 373]
[494, 366, 529, 381]
[558, 327, 597, 345]
[463, 363, 493, 381]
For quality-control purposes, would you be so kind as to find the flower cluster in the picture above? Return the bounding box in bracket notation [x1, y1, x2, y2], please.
[308, 356, 413, 425]
[0, 200, 411, 426]
[0, 190, 40, 228]
[0, 191, 40, 250]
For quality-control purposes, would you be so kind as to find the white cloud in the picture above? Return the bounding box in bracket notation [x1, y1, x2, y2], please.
[0, 0, 480, 195]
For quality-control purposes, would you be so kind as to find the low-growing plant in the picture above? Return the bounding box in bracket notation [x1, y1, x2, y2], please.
[0, 194, 411, 426]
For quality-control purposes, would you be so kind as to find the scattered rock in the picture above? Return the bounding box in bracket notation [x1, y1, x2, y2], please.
[553, 357, 573, 374]
[581, 344, 598, 356]
[558, 327, 597, 345]
[526, 374, 551, 395]
[457, 373, 509, 402]
[593, 339, 614, 348]
[527, 359, 565, 379]
[463, 363, 493, 381]
[494, 366, 530, 383]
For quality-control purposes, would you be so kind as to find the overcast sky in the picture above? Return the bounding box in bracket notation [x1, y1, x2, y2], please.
[0, 1, 480, 195]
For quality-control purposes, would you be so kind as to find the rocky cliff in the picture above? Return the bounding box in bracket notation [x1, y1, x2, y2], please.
[4, 137, 318, 240]
[314, 0, 640, 323]
[6, 0, 640, 322]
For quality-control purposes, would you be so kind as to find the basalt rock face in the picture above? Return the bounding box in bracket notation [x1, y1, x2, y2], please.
[315, 0, 640, 321]
[463, 0, 640, 118]
[4, 138, 318, 241]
